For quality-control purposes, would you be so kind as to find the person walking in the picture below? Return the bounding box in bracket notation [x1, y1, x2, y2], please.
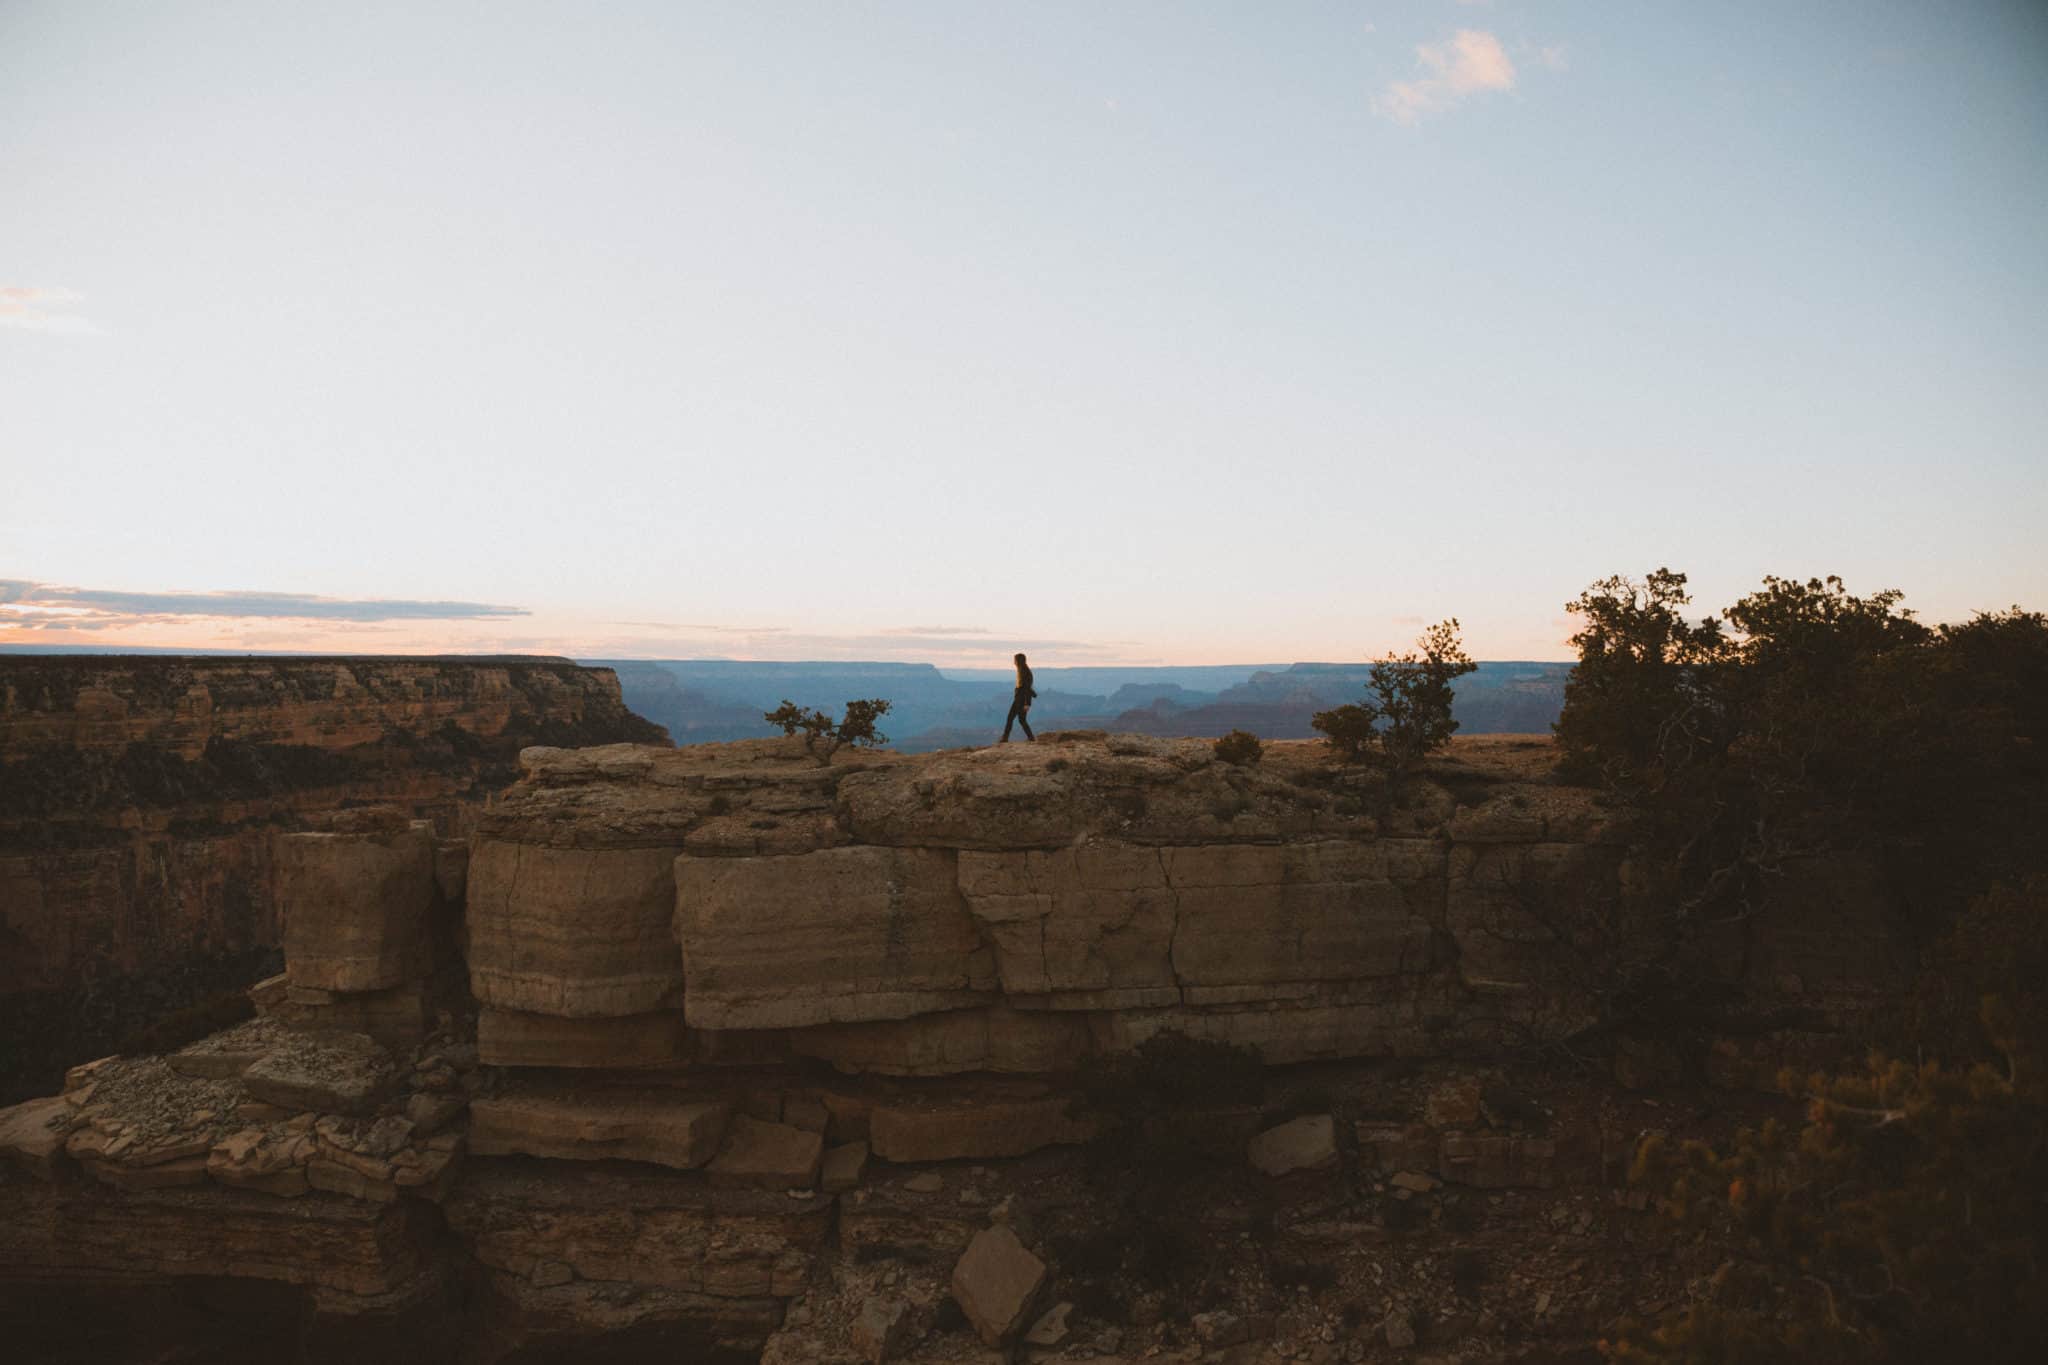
[1000, 652, 1037, 742]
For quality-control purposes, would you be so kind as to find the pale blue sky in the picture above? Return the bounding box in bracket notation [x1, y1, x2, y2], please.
[4, 1, 2044, 663]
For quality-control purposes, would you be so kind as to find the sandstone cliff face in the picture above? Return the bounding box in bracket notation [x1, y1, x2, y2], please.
[0, 656, 668, 1103]
[468, 734, 1639, 1073]
[0, 733, 1896, 1364]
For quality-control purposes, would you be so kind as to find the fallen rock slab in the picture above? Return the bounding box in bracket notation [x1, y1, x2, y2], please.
[950, 1224, 1047, 1346]
[706, 1115, 824, 1190]
[1026, 1300, 1073, 1347]
[852, 1295, 914, 1363]
[1246, 1114, 1339, 1177]
[468, 1085, 729, 1170]
[821, 1140, 868, 1193]
[240, 1031, 397, 1117]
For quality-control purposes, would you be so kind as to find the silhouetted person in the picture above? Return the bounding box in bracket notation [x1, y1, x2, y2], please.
[1000, 652, 1036, 742]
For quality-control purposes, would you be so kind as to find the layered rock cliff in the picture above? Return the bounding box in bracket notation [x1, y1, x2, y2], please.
[0, 733, 1890, 1364]
[0, 656, 668, 1102]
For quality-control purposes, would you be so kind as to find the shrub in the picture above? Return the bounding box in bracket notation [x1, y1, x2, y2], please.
[763, 698, 892, 763]
[1213, 729, 1263, 766]
[1312, 619, 1477, 769]
[1554, 570, 2048, 950]
[1552, 569, 1731, 788]
[1308, 703, 1377, 761]
[1609, 1026, 2047, 1364]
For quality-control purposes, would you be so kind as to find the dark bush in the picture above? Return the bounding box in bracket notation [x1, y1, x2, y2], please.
[1213, 729, 1264, 766]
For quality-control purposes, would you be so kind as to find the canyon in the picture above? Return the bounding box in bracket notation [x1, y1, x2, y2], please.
[0, 729, 1887, 1363]
[0, 655, 668, 1103]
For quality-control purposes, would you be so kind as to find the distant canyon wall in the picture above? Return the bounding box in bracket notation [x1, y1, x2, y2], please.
[598, 659, 1573, 753]
[0, 656, 668, 1101]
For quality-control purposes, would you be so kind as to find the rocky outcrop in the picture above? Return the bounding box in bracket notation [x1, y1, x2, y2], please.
[0, 655, 668, 1103]
[0, 732, 1899, 1363]
[0, 655, 663, 759]
[457, 735, 1634, 1077]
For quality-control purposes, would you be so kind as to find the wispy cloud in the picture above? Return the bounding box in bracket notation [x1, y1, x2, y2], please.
[603, 620, 791, 635]
[0, 286, 103, 336]
[882, 625, 990, 637]
[1534, 43, 1569, 72]
[0, 579, 528, 632]
[1374, 29, 1516, 125]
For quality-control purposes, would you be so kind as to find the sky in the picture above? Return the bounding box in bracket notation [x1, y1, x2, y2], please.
[4, 1, 2044, 666]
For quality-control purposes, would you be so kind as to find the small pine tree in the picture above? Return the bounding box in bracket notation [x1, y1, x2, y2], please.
[1312, 620, 1477, 769]
[764, 698, 892, 763]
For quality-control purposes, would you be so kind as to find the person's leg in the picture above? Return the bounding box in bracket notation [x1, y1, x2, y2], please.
[1001, 697, 1020, 742]
[1017, 709, 1034, 741]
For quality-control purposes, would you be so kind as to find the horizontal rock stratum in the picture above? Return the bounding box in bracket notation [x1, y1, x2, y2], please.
[456, 731, 1642, 1068]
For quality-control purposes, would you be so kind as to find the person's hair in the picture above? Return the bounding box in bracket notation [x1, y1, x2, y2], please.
[1014, 652, 1027, 664]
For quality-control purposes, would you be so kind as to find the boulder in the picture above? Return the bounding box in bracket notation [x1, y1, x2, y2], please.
[1424, 1077, 1484, 1127]
[1247, 1115, 1340, 1177]
[1194, 1310, 1247, 1347]
[851, 1295, 914, 1364]
[950, 1224, 1047, 1346]
[276, 825, 435, 992]
[705, 1116, 824, 1190]
[0, 1095, 71, 1179]
[821, 1141, 869, 1193]
[1355, 1120, 1437, 1175]
[1025, 1300, 1074, 1347]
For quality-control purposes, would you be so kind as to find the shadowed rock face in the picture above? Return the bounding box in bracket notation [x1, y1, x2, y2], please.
[0, 655, 669, 1103]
